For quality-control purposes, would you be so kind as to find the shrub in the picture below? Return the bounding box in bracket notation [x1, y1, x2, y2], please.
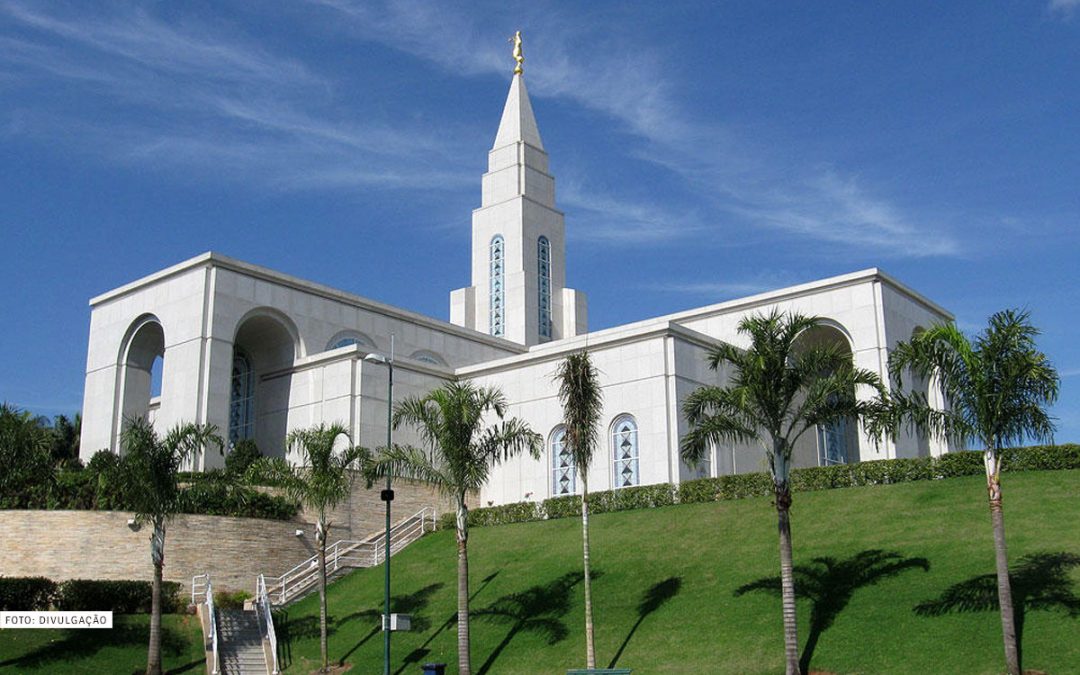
[55, 579, 184, 614]
[463, 444, 1080, 530]
[213, 590, 252, 610]
[542, 495, 581, 520]
[590, 484, 676, 514]
[225, 439, 262, 477]
[0, 577, 57, 610]
[437, 511, 456, 531]
[468, 501, 544, 528]
[178, 479, 299, 521]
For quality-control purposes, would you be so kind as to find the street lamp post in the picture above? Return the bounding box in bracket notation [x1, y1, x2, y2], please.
[364, 339, 394, 675]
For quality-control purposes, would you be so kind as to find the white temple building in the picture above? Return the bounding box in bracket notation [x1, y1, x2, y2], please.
[79, 62, 952, 507]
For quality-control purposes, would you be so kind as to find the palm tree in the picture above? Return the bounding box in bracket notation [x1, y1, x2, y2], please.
[250, 423, 368, 673]
[49, 412, 81, 467]
[872, 309, 1059, 675]
[680, 310, 884, 675]
[0, 403, 53, 508]
[370, 381, 541, 675]
[118, 417, 221, 675]
[554, 351, 604, 668]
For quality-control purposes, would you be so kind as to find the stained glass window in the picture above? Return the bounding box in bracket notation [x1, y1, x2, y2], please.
[538, 236, 551, 339]
[551, 426, 575, 495]
[611, 414, 639, 488]
[228, 350, 255, 446]
[817, 417, 849, 466]
[490, 235, 504, 337]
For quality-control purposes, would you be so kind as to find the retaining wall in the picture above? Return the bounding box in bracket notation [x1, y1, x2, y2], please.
[0, 479, 455, 594]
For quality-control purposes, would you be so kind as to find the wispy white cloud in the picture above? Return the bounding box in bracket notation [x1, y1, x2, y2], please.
[1060, 367, 1080, 378]
[2, 1, 962, 255]
[0, 1, 473, 191]
[1049, 0, 1080, 14]
[558, 177, 703, 244]
[308, 0, 959, 257]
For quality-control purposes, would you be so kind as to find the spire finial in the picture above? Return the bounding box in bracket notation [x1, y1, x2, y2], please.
[511, 30, 524, 75]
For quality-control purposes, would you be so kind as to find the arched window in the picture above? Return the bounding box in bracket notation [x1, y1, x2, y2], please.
[410, 350, 446, 366]
[327, 332, 375, 351]
[489, 235, 505, 337]
[550, 426, 575, 495]
[611, 414, 639, 488]
[229, 350, 255, 446]
[538, 236, 551, 339]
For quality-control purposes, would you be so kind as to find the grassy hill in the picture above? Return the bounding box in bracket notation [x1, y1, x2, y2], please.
[279, 469, 1080, 674]
[1, 469, 1076, 674]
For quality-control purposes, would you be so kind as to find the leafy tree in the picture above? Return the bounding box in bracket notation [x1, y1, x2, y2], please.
[370, 382, 542, 675]
[117, 417, 221, 675]
[0, 403, 54, 508]
[249, 424, 367, 673]
[224, 437, 262, 477]
[48, 413, 81, 468]
[870, 309, 1059, 675]
[680, 310, 884, 675]
[554, 351, 604, 668]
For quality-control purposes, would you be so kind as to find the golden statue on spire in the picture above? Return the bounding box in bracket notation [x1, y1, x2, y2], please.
[512, 30, 524, 75]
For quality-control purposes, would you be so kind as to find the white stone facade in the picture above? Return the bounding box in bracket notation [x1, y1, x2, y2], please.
[80, 71, 953, 504]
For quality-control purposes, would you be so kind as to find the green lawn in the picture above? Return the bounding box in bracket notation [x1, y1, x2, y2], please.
[0, 470, 1075, 674]
[0, 614, 205, 674]
[278, 470, 1080, 674]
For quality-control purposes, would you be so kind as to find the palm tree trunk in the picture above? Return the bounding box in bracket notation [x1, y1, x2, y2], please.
[986, 449, 1020, 675]
[775, 482, 800, 675]
[148, 558, 163, 675]
[318, 524, 329, 673]
[581, 476, 596, 669]
[456, 500, 472, 675]
[147, 520, 165, 675]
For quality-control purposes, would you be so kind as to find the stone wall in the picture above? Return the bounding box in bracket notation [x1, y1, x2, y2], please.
[0, 480, 458, 595]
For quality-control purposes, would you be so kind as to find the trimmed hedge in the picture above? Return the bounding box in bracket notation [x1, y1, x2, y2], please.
[0, 578, 184, 613]
[55, 579, 184, 614]
[441, 443, 1079, 530]
[0, 577, 57, 611]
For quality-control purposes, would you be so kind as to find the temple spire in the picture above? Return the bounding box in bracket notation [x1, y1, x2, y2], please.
[492, 41, 544, 151]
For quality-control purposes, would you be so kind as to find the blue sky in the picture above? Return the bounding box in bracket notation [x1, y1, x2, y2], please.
[2, 1, 1078, 442]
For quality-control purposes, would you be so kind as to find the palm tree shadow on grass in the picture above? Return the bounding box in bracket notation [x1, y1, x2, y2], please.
[914, 551, 1080, 669]
[0, 619, 194, 672]
[473, 571, 589, 675]
[608, 577, 682, 669]
[273, 582, 444, 670]
[736, 549, 930, 674]
[393, 570, 501, 675]
[335, 582, 443, 666]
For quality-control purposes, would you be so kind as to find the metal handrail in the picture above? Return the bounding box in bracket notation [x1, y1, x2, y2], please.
[191, 573, 209, 605]
[255, 574, 280, 674]
[205, 577, 221, 675]
[262, 506, 437, 605]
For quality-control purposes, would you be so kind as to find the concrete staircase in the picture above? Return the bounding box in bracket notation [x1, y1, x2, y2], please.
[217, 609, 267, 674]
[263, 506, 436, 606]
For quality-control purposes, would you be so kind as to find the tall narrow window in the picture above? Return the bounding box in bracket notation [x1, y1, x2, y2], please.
[229, 350, 255, 446]
[489, 235, 504, 337]
[537, 236, 551, 339]
[611, 414, 639, 488]
[817, 417, 849, 466]
[551, 426, 575, 495]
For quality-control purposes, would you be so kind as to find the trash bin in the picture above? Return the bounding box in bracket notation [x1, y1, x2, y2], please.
[421, 664, 446, 675]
